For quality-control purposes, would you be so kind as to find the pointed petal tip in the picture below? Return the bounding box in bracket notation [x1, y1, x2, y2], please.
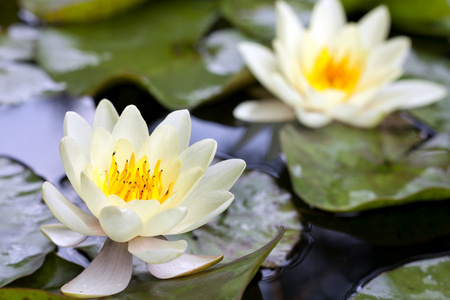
[40, 223, 88, 247]
[147, 253, 224, 279]
[233, 99, 297, 123]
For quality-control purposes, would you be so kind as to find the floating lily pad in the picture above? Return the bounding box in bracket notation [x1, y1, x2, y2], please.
[108, 227, 285, 300]
[0, 62, 65, 105]
[0, 157, 55, 287]
[37, 0, 251, 109]
[7, 252, 84, 292]
[351, 255, 450, 299]
[178, 170, 301, 268]
[0, 288, 71, 300]
[19, 0, 148, 24]
[280, 123, 450, 212]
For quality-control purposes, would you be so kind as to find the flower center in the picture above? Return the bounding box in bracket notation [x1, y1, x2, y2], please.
[306, 47, 362, 93]
[97, 152, 174, 203]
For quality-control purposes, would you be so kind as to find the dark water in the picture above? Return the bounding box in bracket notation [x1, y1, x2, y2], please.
[1, 93, 449, 300]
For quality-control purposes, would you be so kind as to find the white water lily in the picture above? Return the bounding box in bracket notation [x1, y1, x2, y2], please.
[40, 99, 246, 298]
[235, 0, 446, 128]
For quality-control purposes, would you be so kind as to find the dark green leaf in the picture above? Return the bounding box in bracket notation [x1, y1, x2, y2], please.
[0, 288, 71, 300]
[280, 123, 450, 212]
[351, 255, 450, 299]
[37, 0, 252, 109]
[7, 252, 84, 292]
[19, 0, 148, 24]
[0, 157, 55, 287]
[108, 227, 286, 300]
[178, 170, 301, 268]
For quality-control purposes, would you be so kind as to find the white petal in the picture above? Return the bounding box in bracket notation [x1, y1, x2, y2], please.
[124, 199, 161, 222]
[61, 239, 132, 298]
[366, 37, 411, 71]
[89, 127, 115, 173]
[112, 105, 149, 152]
[238, 42, 280, 96]
[93, 99, 119, 132]
[108, 194, 127, 207]
[128, 236, 187, 264]
[271, 73, 305, 107]
[80, 172, 111, 217]
[346, 80, 447, 128]
[41, 224, 87, 247]
[273, 40, 308, 93]
[358, 5, 390, 49]
[179, 139, 217, 173]
[310, 0, 346, 46]
[141, 207, 187, 236]
[189, 159, 246, 198]
[138, 125, 179, 170]
[63, 112, 92, 160]
[167, 166, 205, 207]
[42, 182, 105, 236]
[112, 138, 135, 170]
[147, 252, 223, 279]
[167, 190, 234, 235]
[390, 80, 447, 109]
[60, 136, 88, 194]
[233, 99, 296, 123]
[294, 108, 333, 128]
[275, 1, 304, 47]
[155, 110, 191, 153]
[99, 206, 143, 242]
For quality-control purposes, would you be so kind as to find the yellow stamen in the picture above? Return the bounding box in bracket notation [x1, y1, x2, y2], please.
[96, 153, 174, 203]
[305, 47, 362, 94]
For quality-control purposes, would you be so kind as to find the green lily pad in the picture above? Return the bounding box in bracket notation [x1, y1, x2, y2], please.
[37, 0, 251, 109]
[7, 252, 84, 292]
[280, 123, 450, 212]
[19, 0, 148, 24]
[178, 170, 301, 268]
[0, 288, 71, 300]
[0, 157, 55, 287]
[0, 62, 65, 105]
[351, 255, 450, 299]
[108, 227, 285, 300]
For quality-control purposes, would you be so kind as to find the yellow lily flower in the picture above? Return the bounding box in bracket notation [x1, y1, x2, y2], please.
[41, 99, 246, 298]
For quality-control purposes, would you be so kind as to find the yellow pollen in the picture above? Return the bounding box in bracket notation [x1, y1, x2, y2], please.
[306, 47, 362, 93]
[97, 152, 174, 203]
